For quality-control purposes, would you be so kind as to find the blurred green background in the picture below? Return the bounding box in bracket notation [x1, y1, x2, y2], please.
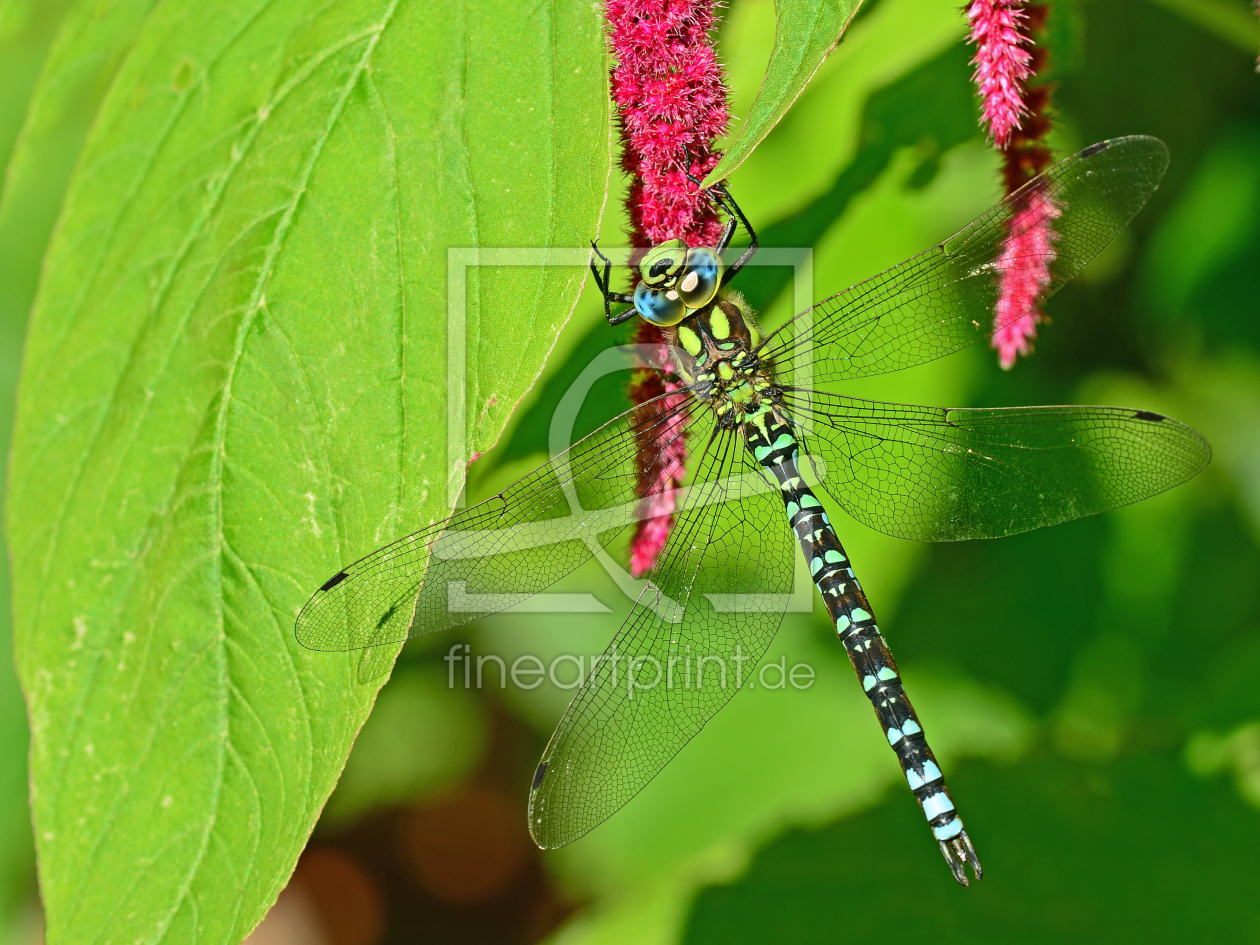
[2, 0, 1258, 942]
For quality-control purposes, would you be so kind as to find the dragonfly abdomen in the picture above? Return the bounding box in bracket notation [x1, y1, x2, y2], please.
[744, 408, 983, 885]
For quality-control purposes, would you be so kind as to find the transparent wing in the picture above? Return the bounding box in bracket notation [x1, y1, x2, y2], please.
[528, 428, 798, 848]
[761, 136, 1170, 384]
[782, 388, 1211, 542]
[295, 389, 702, 651]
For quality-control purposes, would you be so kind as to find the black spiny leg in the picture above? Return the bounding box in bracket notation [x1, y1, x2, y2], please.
[707, 182, 759, 286]
[590, 241, 637, 326]
[685, 173, 760, 286]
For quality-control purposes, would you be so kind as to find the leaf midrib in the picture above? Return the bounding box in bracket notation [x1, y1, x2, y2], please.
[159, 5, 401, 940]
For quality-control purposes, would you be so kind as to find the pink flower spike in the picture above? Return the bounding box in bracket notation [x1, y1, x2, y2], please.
[607, 0, 730, 575]
[966, 0, 1034, 148]
[628, 380, 690, 578]
[607, 0, 729, 248]
[991, 187, 1061, 370]
[630, 512, 674, 577]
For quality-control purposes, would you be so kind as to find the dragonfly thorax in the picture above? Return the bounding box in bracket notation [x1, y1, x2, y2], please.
[667, 293, 776, 425]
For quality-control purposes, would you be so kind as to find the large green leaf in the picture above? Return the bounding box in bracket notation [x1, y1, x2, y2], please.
[704, 0, 866, 187]
[7, 1, 609, 942]
[0, 0, 163, 931]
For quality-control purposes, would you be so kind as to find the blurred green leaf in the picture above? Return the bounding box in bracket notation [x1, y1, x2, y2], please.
[1169, 352, 1260, 534]
[0, 0, 77, 177]
[685, 754, 1260, 944]
[1140, 0, 1260, 53]
[0, 0, 157, 934]
[1186, 721, 1260, 808]
[7, 1, 609, 941]
[893, 517, 1109, 716]
[322, 666, 489, 823]
[1037, 0, 1086, 81]
[1141, 128, 1260, 348]
[703, 0, 867, 187]
[722, 0, 966, 225]
[736, 41, 977, 316]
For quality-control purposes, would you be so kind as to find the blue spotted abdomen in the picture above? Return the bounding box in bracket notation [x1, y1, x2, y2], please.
[744, 407, 981, 884]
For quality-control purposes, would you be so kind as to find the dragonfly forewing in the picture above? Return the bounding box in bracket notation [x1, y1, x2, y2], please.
[764, 136, 1171, 385]
[295, 391, 701, 651]
[785, 390, 1211, 542]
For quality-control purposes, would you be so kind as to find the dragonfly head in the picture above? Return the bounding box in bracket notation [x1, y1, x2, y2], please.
[633, 240, 725, 327]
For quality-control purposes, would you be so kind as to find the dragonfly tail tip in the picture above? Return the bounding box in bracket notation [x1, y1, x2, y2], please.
[940, 829, 983, 887]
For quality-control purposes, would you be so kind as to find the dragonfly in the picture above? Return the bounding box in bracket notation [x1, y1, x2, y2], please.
[295, 135, 1210, 886]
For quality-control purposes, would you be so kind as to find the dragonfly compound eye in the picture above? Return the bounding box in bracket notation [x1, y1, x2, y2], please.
[633, 283, 688, 327]
[678, 247, 723, 309]
[638, 239, 688, 288]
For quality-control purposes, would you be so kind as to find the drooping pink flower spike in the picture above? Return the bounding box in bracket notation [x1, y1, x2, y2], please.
[966, 0, 1058, 369]
[605, 0, 729, 576]
[991, 186, 1061, 369]
[966, 0, 1034, 148]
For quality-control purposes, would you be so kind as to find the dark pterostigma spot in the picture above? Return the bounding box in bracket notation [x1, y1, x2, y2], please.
[320, 570, 349, 591]
[1081, 140, 1110, 157]
[1134, 410, 1165, 422]
[532, 762, 549, 790]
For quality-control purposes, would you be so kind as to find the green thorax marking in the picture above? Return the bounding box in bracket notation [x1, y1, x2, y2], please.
[679, 324, 703, 357]
[710, 306, 731, 340]
[663, 291, 778, 425]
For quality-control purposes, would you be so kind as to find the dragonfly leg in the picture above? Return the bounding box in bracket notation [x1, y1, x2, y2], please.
[683, 173, 760, 282]
[589, 240, 636, 325]
[744, 410, 982, 886]
[707, 183, 759, 285]
[707, 189, 740, 258]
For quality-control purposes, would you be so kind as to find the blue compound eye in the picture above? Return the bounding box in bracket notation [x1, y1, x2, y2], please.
[634, 283, 688, 327]
[678, 247, 723, 308]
